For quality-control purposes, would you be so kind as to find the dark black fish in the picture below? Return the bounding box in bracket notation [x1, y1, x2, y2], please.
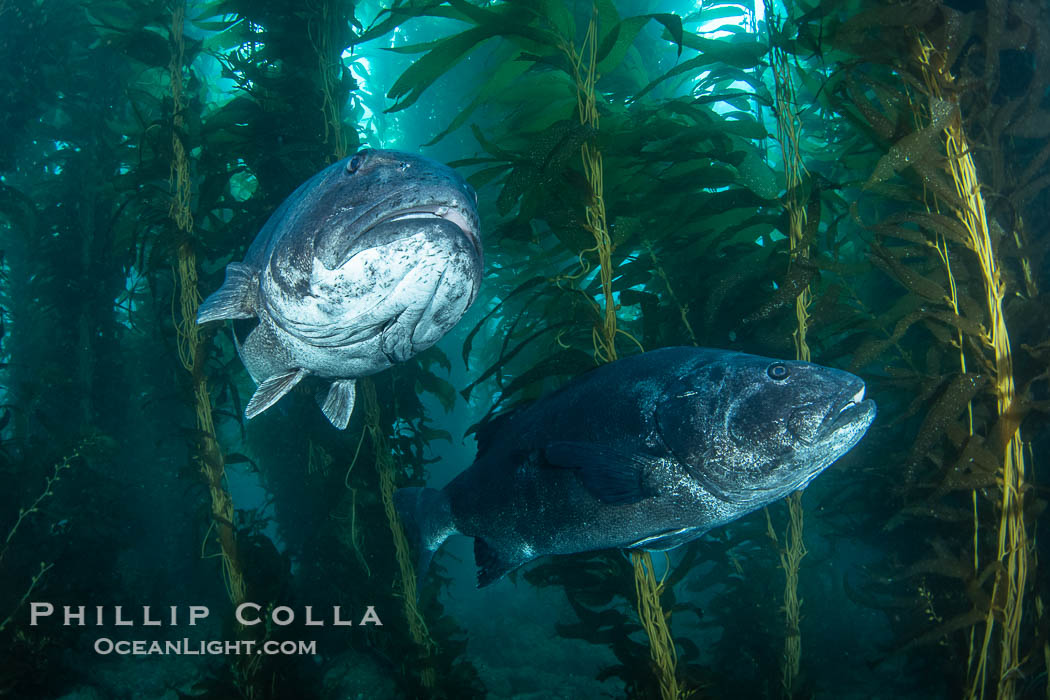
[197, 149, 482, 429]
[396, 347, 875, 587]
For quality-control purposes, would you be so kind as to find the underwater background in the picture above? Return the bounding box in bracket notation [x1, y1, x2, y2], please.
[0, 0, 1048, 698]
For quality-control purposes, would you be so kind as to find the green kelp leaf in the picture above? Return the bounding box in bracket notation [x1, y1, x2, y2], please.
[419, 345, 453, 374]
[484, 69, 577, 112]
[498, 347, 595, 403]
[679, 35, 767, 67]
[416, 372, 457, 413]
[451, 0, 564, 50]
[383, 1, 540, 53]
[461, 276, 547, 369]
[466, 164, 510, 191]
[546, 203, 592, 253]
[513, 92, 579, 135]
[619, 288, 660, 347]
[113, 28, 170, 67]
[633, 39, 767, 102]
[610, 216, 641, 250]
[224, 452, 259, 471]
[497, 162, 538, 216]
[598, 17, 646, 73]
[495, 120, 593, 215]
[598, 13, 683, 74]
[693, 88, 763, 109]
[461, 320, 576, 401]
[470, 124, 513, 159]
[694, 5, 751, 24]
[424, 49, 532, 146]
[200, 97, 260, 134]
[385, 26, 498, 113]
[84, 0, 139, 31]
[866, 98, 957, 187]
[595, 0, 624, 31]
[447, 0, 522, 29]
[735, 150, 779, 200]
[419, 426, 453, 444]
[697, 64, 770, 94]
[202, 21, 261, 52]
[609, 256, 654, 294]
[191, 19, 239, 32]
[649, 13, 685, 55]
[537, 0, 574, 39]
[353, 3, 456, 45]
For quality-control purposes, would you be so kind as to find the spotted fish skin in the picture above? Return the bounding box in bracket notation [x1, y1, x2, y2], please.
[395, 347, 875, 588]
[197, 149, 482, 429]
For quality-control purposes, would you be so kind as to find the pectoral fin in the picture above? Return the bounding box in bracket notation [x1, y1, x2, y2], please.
[318, 379, 356, 430]
[245, 368, 309, 419]
[543, 441, 655, 505]
[197, 263, 257, 324]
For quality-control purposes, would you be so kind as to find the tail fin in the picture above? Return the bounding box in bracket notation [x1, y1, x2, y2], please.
[393, 487, 455, 588]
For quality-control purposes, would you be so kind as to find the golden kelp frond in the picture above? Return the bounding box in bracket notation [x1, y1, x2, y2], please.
[902, 373, 986, 485]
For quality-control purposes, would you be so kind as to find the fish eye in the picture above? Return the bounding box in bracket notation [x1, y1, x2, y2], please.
[767, 363, 789, 381]
[347, 153, 366, 174]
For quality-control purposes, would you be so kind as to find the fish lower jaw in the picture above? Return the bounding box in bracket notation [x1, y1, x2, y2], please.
[376, 206, 480, 253]
[380, 206, 470, 232]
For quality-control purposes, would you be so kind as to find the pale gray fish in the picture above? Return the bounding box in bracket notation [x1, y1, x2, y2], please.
[196, 149, 483, 429]
[395, 347, 876, 588]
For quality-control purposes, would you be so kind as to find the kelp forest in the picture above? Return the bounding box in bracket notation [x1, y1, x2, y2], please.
[0, 0, 1047, 698]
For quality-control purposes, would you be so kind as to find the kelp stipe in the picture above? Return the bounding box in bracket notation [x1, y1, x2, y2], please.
[361, 377, 438, 689]
[565, 7, 681, 699]
[914, 35, 1028, 700]
[791, 1, 1050, 696]
[763, 1, 813, 695]
[167, 3, 265, 694]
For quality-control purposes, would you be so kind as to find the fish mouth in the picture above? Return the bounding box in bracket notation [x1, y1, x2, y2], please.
[371, 204, 481, 255]
[822, 383, 871, 433]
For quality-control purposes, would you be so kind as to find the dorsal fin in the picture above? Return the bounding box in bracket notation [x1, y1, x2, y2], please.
[469, 401, 533, 458]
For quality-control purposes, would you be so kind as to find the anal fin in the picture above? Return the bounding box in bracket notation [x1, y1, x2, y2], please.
[197, 263, 257, 324]
[245, 368, 309, 419]
[318, 379, 356, 430]
[474, 538, 520, 588]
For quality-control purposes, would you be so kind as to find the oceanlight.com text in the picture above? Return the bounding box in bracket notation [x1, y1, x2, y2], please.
[93, 638, 317, 656]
